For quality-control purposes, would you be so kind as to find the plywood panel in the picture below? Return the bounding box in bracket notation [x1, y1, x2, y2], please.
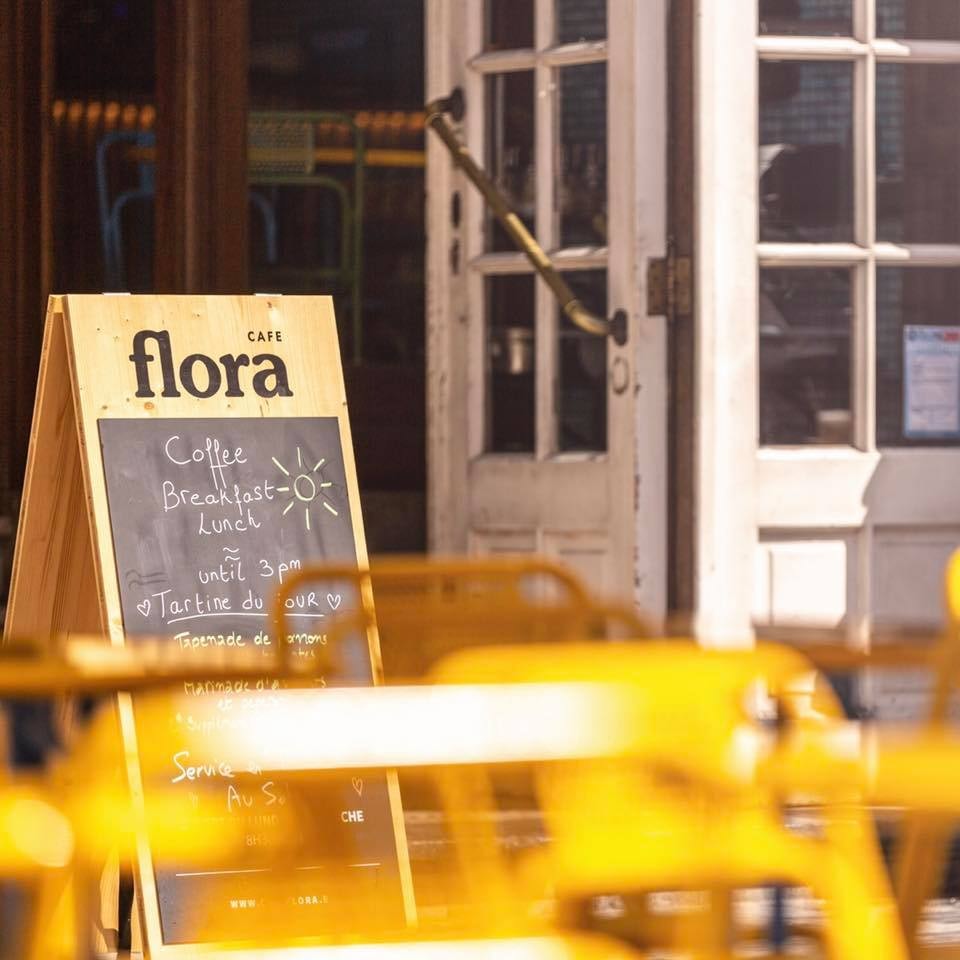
[61, 295, 370, 648]
[24, 294, 418, 955]
[4, 297, 101, 642]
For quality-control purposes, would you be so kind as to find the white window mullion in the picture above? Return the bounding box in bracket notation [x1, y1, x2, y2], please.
[757, 39, 960, 66]
[853, 21, 877, 453]
[865, 0, 877, 456]
[851, 0, 876, 648]
[873, 39, 960, 64]
[758, 242, 868, 266]
[852, 0, 870, 44]
[535, 0, 558, 267]
[853, 61, 873, 248]
[541, 41, 607, 67]
[759, 243, 960, 269]
[470, 253, 546, 275]
[547, 246, 608, 267]
[465, 5, 488, 460]
[471, 247, 608, 274]
[469, 50, 538, 73]
[874, 244, 960, 266]
[535, 0, 556, 459]
[853, 260, 877, 453]
[757, 36, 867, 60]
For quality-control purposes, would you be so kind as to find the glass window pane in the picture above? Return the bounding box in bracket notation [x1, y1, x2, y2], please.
[485, 72, 535, 253]
[759, 0, 852, 37]
[487, 274, 536, 453]
[878, 1, 960, 40]
[877, 64, 960, 245]
[877, 268, 960, 446]
[759, 60, 854, 243]
[558, 62, 607, 247]
[760, 268, 852, 446]
[558, 270, 607, 452]
[556, 0, 606, 44]
[485, 0, 534, 50]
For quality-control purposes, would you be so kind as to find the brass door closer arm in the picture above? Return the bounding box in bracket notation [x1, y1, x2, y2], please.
[425, 88, 627, 346]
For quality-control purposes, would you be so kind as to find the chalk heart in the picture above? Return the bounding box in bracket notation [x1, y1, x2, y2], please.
[327, 593, 342, 610]
[137, 599, 151, 618]
[351, 777, 363, 797]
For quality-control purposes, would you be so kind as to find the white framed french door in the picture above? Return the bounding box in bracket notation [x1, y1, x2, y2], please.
[698, 0, 960, 663]
[425, 0, 667, 612]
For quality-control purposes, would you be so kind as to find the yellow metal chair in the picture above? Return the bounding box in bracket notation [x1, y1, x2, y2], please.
[0, 717, 250, 959]
[271, 557, 907, 958]
[763, 547, 960, 956]
[0, 604, 645, 957]
[0, 642, 312, 960]
[430, 640, 908, 960]
[271, 555, 650, 682]
[891, 549, 960, 953]
[14, 551, 960, 960]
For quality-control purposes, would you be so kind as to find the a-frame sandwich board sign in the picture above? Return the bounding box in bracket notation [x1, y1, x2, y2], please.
[4, 294, 415, 955]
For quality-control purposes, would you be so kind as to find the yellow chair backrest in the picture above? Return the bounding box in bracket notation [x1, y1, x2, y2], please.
[431, 640, 908, 960]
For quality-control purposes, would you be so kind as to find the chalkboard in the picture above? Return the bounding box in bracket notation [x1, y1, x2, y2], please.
[99, 416, 407, 943]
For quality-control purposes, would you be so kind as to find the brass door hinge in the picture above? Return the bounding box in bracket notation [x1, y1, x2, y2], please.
[647, 246, 692, 319]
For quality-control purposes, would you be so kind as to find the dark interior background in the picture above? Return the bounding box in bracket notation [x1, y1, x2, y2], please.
[49, 0, 427, 565]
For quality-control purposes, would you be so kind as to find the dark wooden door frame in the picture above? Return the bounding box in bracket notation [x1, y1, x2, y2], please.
[0, 0, 54, 514]
[154, 0, 249, 293]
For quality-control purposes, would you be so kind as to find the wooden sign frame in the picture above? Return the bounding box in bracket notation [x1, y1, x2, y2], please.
[5, 294, 416, 956]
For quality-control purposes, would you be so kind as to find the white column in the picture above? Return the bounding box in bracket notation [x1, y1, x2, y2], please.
[693, 0, 758, 646]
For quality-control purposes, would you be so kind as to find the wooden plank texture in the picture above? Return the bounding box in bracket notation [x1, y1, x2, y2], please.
[61, 295, 371, 644]
[4, 297, 102, 642]
[55, 294, 414, 955]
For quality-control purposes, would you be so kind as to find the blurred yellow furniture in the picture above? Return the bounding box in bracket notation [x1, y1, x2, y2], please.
[10, 551, 960, 960]
[431, 640, 905, 960]
[271, 555, 651, 680]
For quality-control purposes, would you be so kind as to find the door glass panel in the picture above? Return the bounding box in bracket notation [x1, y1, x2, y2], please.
[759, 60, 854, 243]
[759, 268, 853, 446]
[878, 1, 960, 40]
[487, 274, 536, 452]
[485, 0, 534, 50]
[556, 0, 606, 44]
[877, 64, 960, 245]
[558, 270, 607, 452]
[759, 0, 852, 37]
[558, 62, 607, 247]
[486, 72, 535, 252]
[877, 267, 960, 446]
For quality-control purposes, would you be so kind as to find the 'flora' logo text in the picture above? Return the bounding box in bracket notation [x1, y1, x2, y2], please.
[129, 330, 293, 399]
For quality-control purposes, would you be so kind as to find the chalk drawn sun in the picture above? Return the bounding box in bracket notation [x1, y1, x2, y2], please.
[272, 447, 338, 531]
